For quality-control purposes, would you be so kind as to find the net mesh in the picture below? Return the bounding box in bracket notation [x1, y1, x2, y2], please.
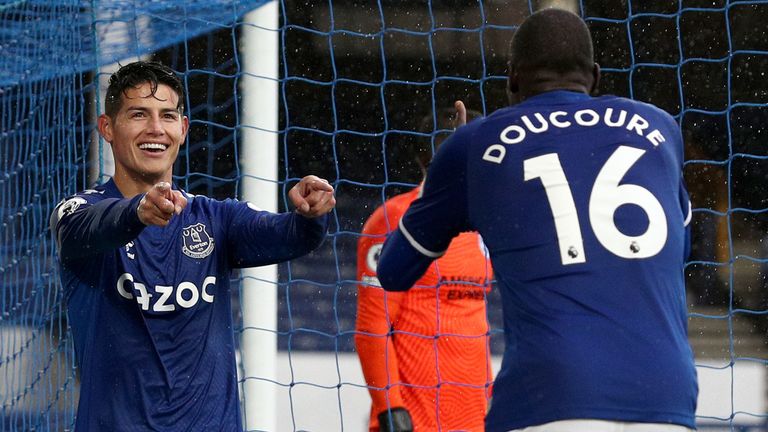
[1, 0, 767, 430]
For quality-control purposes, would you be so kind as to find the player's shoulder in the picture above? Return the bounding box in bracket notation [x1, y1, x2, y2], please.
[182, 194, 263, 222]
[362, 188, 419, 235]
[181, 191, 213, 207]
[50, 185, 114, 232]
[364, 190, 414, 226]
[451, 112, 490, 141]
[387, 188, 420, 209]
[182, 192, 237, 209]
[597, 94, 678, 126]
[461, 104, 524, 139]
[428, 120, 479, 172]
[70, 185, 110, 202]
[51, 185, 110, 219]
[596, 94, 662, 112]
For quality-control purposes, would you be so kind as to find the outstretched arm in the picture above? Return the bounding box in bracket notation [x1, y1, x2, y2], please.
[51, 182, 188, 262]
[377, 127, 472, 292]
[226, 175, 336, 268]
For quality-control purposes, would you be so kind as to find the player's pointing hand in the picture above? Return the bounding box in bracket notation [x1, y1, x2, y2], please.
[138, 182, 188, 227]
[289, 175, 336, 218]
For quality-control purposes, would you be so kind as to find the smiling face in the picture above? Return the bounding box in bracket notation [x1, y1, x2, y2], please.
[98, 82, 189, 197]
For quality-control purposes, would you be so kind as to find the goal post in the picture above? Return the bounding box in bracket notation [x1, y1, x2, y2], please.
[239, 1, 280, 430]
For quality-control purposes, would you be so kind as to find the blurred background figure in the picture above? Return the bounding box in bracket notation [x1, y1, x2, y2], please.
[683, 128, 729, 308]
[355, 104, 494, 432]
[376, 9, 698, 431]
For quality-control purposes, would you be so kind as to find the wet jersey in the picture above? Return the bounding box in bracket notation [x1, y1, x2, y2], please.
[51, 179, 327, 431]
[377, 91, 697, 431]
[356, 187, 493, 431]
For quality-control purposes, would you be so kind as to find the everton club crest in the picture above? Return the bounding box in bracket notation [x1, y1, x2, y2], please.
[182, 223, 215, 259]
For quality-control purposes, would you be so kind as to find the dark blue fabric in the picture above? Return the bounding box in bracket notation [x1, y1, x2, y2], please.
[51, 178, 326, 431]
[378, 91, 697, 431]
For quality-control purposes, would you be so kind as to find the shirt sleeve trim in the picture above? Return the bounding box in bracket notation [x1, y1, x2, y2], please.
[683, 200, 692, 227]
[398, 219, 446, 258]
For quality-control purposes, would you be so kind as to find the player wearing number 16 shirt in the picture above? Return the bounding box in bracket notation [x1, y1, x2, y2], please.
[50, 61, 336, 431]
[377, 9, 697, 432]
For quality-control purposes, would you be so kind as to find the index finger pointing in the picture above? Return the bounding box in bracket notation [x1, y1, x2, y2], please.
[310, 179, 334, 193]
[170, 190, 188, 215]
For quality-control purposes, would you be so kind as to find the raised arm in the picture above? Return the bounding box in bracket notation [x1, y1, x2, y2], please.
[226, 175, 335, 268]
[377, 128, 472, 292]
[51, 182, 188, 262]
[51, 193, 145, 262]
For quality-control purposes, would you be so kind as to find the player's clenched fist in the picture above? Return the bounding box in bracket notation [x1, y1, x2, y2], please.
[138, 182, 187, 227]
[288, 175, 336, 218]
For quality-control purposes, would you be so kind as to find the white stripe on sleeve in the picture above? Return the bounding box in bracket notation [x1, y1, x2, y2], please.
[398, 219, 446, 258]
[683, 200, 692, 227]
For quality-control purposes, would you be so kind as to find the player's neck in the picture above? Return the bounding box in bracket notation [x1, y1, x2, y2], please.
[112, 170, 172, 198]
[520, 83, 589, 101]
[514, 69, 596, 102]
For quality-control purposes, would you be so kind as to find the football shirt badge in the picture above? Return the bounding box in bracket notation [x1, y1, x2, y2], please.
[366, 243, 383, 272]
[182, 223, 215, 259]
[57, 197, 87, 220]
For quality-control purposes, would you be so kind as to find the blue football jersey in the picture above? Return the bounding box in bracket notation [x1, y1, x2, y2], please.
[51, 179, 327, 431]
[377, 91, 697, 431]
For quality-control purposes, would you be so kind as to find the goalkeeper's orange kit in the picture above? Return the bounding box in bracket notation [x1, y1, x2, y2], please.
[355, 187, 493, 431]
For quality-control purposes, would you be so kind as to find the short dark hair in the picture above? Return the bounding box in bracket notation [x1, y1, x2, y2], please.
[508, 9, 594, 77]
[416, 106, 482, 169]
[104, 61, 185, 118]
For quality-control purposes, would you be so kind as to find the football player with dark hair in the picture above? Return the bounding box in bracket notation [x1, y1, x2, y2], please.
[51, 60, 335, 431]
[377, 9, 697, 432]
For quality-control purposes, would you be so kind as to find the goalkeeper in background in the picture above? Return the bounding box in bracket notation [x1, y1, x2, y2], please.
[377, 8, 697, 432]
[50, 60, 335, 431]
[355, 104, 493, 432]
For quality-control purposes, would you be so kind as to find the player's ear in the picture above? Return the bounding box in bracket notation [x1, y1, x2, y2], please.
[181, 115, 189, 146]
[97, 113, 114, 143]
[506, 67, 520, 105]
[590, 63, 601, 95]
